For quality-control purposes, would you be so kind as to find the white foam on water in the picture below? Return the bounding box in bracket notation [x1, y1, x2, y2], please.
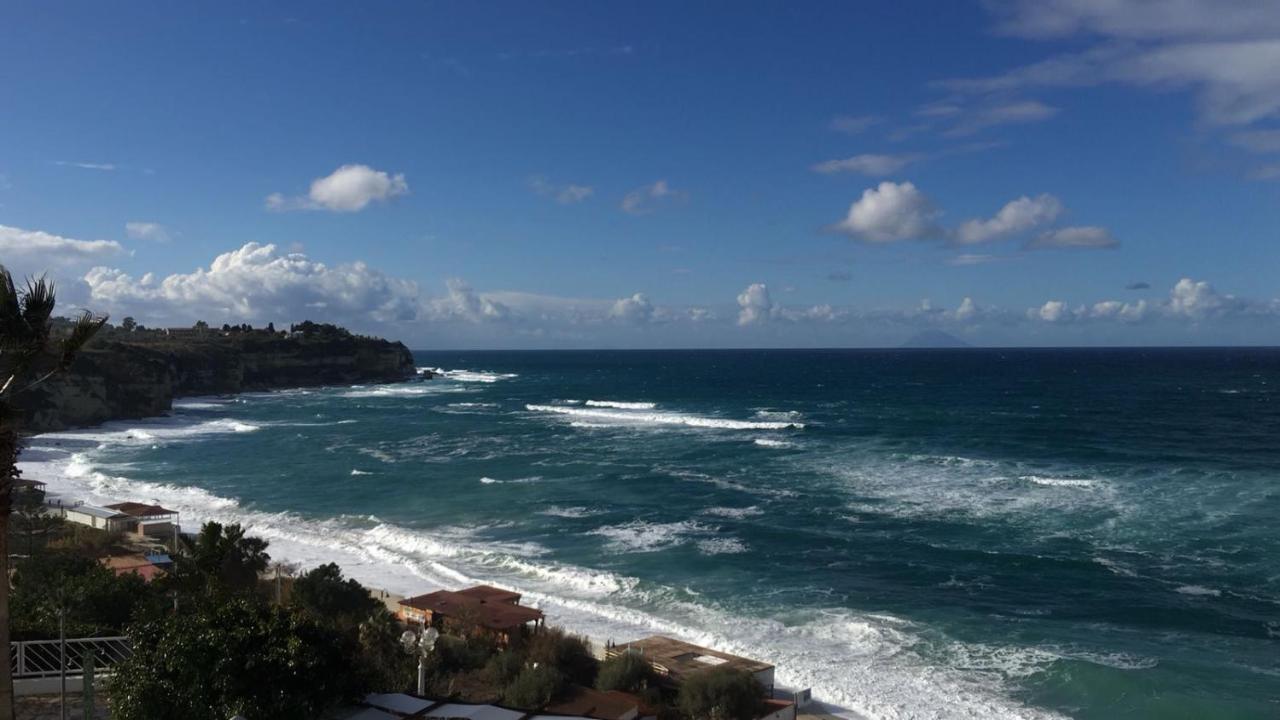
[17, 417, 1066, 720]
[1175, 584, 1222, 597]
[351, 469, 373, 476]
[427, 368, 519, 383]
[753, 438, 795, 448]
[342, 384, 468, 398]
[753, 409, 802, 422]
[538, 506, 603, 519]
[479, 475, 543, 485]
[527, 404, 804, 431]
[172, 400, 231, 410]
[703, 505, 764, 519]
[1022, 476, 1099, 489]
[449, 402, 499, 408]
[696, 537, 748, 555]
[585, 400, 657, 410]
[589, 520, 717, 553]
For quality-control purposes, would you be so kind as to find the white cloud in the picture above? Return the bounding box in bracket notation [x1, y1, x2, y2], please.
[736, 283, 774, 325]
[955, 296, 979, 321]
[528, 175, 595, 204]
[620, 180, 686, 215]
[829, 115, 881, 134]
[956, 193, 1063, 244]
[0, 224, 125, 274]
[835, 181, 941, 242]
[811, 153, 922, 176]
[55, 160, 116, 171]
[1168, 277, 1234, 318]
[267, 164, 409, 212]
[948, 253, 1000, 266]
[946, 99, 1059, 136]
[125, 221, 172, 243]
[83, 242, 421, 325]
[1027, 225, 1119, 249]
[1034, 300, 1073, 322]
[428, 278, 510, 323]
[948, 0, 1280, 163]
[1229, 129, 1280, 153]
[609, 293, 656, 324]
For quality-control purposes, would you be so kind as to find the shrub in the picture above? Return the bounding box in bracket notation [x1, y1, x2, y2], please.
[596, 650, 653, 693]
[291, 562, 378, 628]
[526, 627, 598, 687]
[485, 650, 527, 685]
[676, 666, 766, 720]
[502, 664, 566, 710]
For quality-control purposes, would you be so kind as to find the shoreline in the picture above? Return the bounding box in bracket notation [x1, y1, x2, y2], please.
[18, 413, 873, 719]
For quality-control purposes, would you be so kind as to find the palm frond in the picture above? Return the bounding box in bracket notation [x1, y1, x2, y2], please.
[0, 264, 29, 350]
[20, 275, 56, 342]
[56, 310, 108, 371]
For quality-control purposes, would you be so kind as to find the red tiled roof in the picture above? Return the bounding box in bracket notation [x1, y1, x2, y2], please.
[400, 587, 543, 631]
[105, 502, 178, 518]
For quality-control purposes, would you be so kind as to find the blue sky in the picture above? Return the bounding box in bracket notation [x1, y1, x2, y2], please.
[2, 1, 1279, 348]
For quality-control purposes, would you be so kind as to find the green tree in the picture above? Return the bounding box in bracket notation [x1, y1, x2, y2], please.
[675, 666, 766, 720]
[10, 483, 63, 557]
[120, 316, 136, 332]
[291, 562, 378, 628]
[525, 627, 598, 687]
[174, 521, 270, 595]
[502, 664, 565, 710]
[357, 607, 416, 692]
[0, 266, 106, 718]
[9, 552, 164, 640]
[596, 651, 654, 693]
[110, 598, 364, 720]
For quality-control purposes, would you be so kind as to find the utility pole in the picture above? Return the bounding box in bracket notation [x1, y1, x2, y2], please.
[58, 608, 66, 720]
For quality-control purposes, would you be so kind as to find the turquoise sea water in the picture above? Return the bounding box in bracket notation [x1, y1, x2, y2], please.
[23, 349, 1280, 719]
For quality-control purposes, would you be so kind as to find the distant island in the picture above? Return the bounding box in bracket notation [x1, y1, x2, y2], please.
[18, 319, 419, 432]
[900, 329, 971, 349]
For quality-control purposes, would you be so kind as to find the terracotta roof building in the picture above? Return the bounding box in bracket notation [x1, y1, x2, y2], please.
[398, 585, 544, 644]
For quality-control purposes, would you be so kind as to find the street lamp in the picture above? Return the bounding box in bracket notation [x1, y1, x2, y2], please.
[400, 625, 439, 696]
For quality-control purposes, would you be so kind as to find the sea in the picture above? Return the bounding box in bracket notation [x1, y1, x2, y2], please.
[18, 348, 1280, 719]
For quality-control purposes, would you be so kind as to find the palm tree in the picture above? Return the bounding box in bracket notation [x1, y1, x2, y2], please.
[0, 265, 106, 719]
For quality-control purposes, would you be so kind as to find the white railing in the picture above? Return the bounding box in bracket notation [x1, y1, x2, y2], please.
[10, 636, 131, 679]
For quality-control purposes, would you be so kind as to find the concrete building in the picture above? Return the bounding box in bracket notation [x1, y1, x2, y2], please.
[44, 500, 132, 533]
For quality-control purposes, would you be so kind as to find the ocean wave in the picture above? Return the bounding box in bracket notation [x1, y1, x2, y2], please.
[697, 537, 748, 555]
[479, 475, 543, 485]
[1175, 584, 1222, 597]
[703, 506, 764, 519]
[20, 437, 1066, 720]
[1021, 475, 1099, 489]
[538, 506, 603, 519]
[585, 400, 657, 410]
[526, 404, 804, 431]
[426, 368, 519, 383]
[351, 469, 374, 476]
[342, 384, 467, 398]
[589, 520, 718, 554]
[753, 409, 802, 422]
[753, 438, 795, 449]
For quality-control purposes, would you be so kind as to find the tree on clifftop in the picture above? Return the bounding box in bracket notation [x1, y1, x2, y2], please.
[0, 265, 106, 719]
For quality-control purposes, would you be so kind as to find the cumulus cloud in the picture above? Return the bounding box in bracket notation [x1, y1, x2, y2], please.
[620, 180, 686, 215]
[267, 164, 409, 212]
[428, 278, 510, 323]
[1027, 226, 1119, 249]
[736, 283, 774, 325]
[956, 193, 1063, 244]
[811, 153, 921, 176]
[1027, 277, 1277, 327]
[1167, 277, 1236, 318]
[609, 293, 656, 324]
[125, 222, 172, 243]
[528, 175, 594, 204]
[834, 181, 942, 242]
[83, 242, 421, 325]
[0, 224, 125, 274]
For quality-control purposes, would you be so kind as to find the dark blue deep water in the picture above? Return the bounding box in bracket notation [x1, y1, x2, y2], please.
[26, 349, 1280, 718]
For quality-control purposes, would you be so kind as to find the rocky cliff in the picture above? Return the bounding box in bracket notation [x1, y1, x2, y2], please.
[17, 332, 418, 432]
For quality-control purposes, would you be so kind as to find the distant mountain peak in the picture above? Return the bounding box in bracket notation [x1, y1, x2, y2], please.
[901, 329, 970, 348]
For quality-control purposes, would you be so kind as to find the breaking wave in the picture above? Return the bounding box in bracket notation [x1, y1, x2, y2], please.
[585, 400, 657, 410]
[526, 404, 804, 431]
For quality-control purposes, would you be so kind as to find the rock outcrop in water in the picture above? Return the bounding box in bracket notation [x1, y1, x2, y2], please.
[17, 327, 418, 432]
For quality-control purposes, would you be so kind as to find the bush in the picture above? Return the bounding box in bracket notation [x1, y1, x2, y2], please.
[526, 627, 598, 687]
[596, 651, 654, 693]
[676, 666, 765, 720]
[502, 664, 566, 710]
[485, 651, 527, 686]
[291, 562, 378, 628]
[10, 552, 165, 639]
[110, 598, 364, 720]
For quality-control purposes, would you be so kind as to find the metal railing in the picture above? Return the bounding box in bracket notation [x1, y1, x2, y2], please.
[11, 637, 132, 679]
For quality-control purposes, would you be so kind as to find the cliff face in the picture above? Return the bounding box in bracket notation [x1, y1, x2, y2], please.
[18, 333, 417, 432]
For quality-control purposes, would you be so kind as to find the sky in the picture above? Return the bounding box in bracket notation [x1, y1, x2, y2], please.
[2, 0, 1279, 349]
